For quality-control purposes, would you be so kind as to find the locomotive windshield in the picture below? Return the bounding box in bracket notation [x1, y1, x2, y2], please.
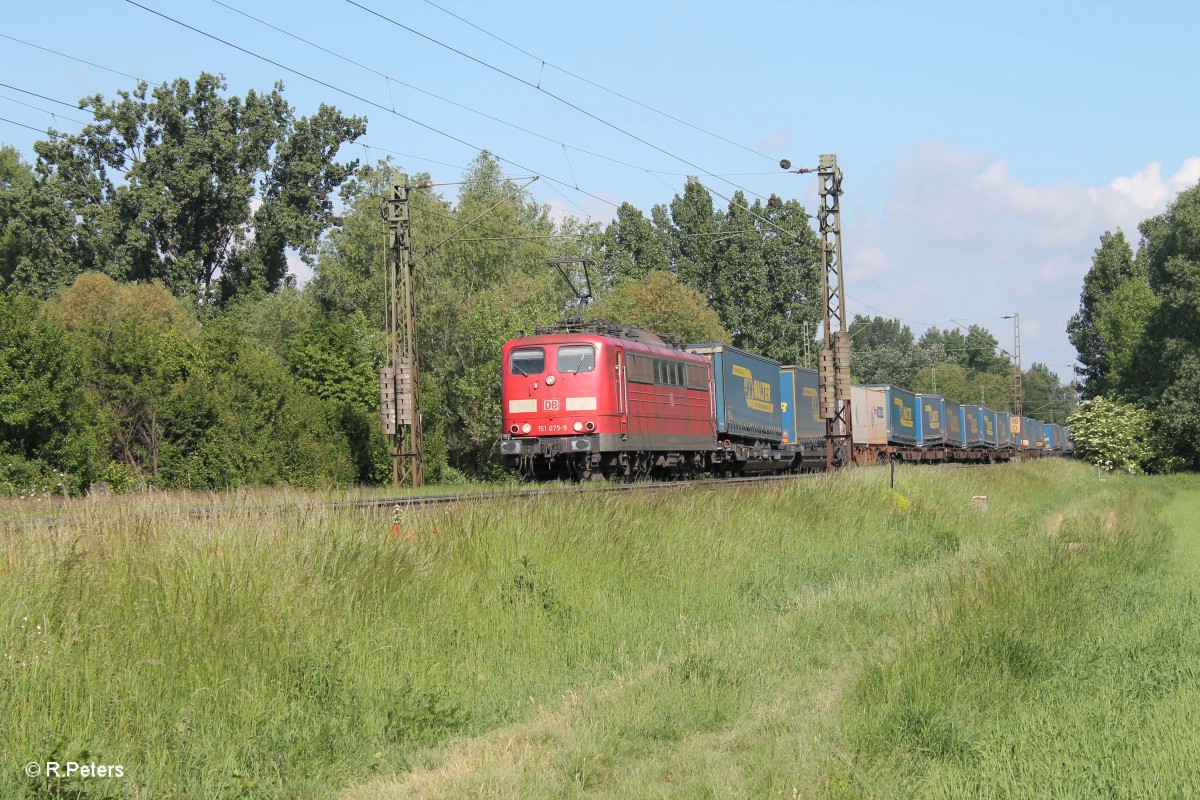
[556, 345, 596, 373]
[509, 348, 545, 376]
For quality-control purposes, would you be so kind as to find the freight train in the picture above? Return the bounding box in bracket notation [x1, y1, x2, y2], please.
[499, 322, 1072, 481]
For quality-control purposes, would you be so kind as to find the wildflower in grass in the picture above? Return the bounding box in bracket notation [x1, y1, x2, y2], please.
[889, 490, 912, 514]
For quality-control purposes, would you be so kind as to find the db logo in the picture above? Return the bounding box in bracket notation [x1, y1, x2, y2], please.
[543, 399, 559, 411]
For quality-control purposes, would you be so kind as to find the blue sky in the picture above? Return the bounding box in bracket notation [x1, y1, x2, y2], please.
[3, 0, 1198, 379]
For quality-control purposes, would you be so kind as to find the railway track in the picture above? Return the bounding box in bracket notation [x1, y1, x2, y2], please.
[0, 471, 822, 530]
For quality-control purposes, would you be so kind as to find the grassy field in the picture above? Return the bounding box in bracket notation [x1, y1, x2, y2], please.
[2, 460, 1196, 798]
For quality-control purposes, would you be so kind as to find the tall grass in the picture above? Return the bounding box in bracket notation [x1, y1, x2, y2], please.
[823, 473, 1200, 799]
[2, 460, 1187, 798]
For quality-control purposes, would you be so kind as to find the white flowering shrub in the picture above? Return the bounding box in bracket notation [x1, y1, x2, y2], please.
[1066, 397, 1152, 474]
[0, 456, 71, 499]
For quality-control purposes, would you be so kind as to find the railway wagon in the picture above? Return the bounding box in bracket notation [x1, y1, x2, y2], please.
[979, 410, 998, 448]
[945, 398, 964, 448]
[780, 365, 824, 467]
[1045, 423, 1064, 452]
[850, 385, 888, 446]
[961, 404, 986, 447]
[996, 411, 1014, 449]
[686, 344, 793, 472]
[500, 326, 716, 480]
[1021, 416, 1041, 450]
[867, 385, 920, 446]
[918, 394, 947, 448]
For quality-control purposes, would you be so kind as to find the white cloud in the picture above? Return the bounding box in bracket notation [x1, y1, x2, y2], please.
[848, 143, 1200, 375]
[845, 243, 891, 281]
[757, 132, 792, 153]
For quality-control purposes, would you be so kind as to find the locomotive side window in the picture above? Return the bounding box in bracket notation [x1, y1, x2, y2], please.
[685, 364, 708, 391]
[509, 348, 545, 376]
[556, 345, 596, 373]
[651, 359, 686, 387]
[628, 354, 654, 383]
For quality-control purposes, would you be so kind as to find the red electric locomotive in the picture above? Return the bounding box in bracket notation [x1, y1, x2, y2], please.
[500, 323, 716, 480]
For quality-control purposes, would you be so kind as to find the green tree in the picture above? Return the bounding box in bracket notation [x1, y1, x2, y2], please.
[962, 325, 1008, 375]
[596, 202, 671, 283]
[162, 323, 358, 489]
[44, 274, 199, 481]
[0, 294, 104, 492]
[1093, 276, 1156, 395]
[31, 73, 365, 303]
[588, 271, 729, 343]
[1021, 363, 1076, 423]
[1127, 182, 1200, 468]
[312, 161, 448, 327]
[1067, 230, 1138, 398]
[847, 315, 923, 386]
[911, 361, 971, 399]
[0, 145, 90, 297]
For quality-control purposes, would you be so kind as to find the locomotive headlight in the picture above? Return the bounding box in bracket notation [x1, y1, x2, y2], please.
[584, 421, 595, 432]
[545, 375, 556, 385]
[510, 424, 519, 434]
[573, 421, 583, 432]
[521, 423, 532, 434]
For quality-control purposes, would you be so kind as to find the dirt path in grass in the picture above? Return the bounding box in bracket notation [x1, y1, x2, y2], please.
[337, 554, 978, 800]
[1163, 484, 1200, 572]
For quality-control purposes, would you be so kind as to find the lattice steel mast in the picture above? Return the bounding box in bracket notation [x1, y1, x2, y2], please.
[815, 154, 854, 471]
[1011, 312, 1022, 419]
[379, 178, 425, 487]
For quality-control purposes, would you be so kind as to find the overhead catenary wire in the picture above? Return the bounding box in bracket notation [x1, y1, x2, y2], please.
[415, 0, 779, 164]
[0, 115, 50, 135]
[9, 14, 793, 233]
[0, 52, 474, 181]
[343, 0, 773, 204]
[120, 0, 622, 214]
[207, 0, 697, 183]
[0, 83, 87, 111]
[0, 33, 150, 83]
[0, 93, 89, 128]
[0, 116, 129, 174]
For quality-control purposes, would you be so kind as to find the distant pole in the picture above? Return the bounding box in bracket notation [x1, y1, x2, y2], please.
[1012, 312, 1023, 417]
[379, 178, 424, 487]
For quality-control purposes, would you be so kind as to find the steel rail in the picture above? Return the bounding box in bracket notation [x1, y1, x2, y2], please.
[0, 471, 822, 530]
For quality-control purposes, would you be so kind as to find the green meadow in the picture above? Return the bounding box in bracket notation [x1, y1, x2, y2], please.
[3, 460, 1197, 798]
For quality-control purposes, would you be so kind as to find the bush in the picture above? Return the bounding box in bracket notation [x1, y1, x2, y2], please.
[1066, 396, 1153, 473]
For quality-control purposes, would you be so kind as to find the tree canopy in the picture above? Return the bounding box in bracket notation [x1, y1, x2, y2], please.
[1067, 179, 1200, 470]
[595, 179, 821, 364]
[9, 73, 364, 303]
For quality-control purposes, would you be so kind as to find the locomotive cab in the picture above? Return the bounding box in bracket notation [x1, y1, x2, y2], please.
[500, 326, 717, 480]
[503, 340, 609, 439]
[500, 335, 626, 479]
